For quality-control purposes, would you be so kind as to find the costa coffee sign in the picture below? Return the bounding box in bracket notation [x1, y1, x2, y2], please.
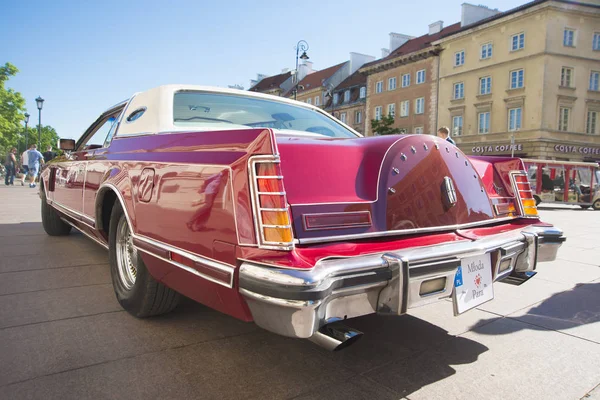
[471, 144, 523, 153]
[554, 144, 600, 155]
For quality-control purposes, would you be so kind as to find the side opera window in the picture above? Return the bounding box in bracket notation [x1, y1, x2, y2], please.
[127, 107, 146, 122]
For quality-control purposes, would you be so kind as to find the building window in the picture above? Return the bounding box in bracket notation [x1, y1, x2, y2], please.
[355, 110, 362, 124]
[560, 67, 573, 87]
[376, 81, 383, 93]
[563, 29, 575, 47]
[388, 77, 397, 90]
[452, 116, 463, 136]
[344, 90, 350, 103]
[402, 73, 411, 87]
[314, 95, 320, 106]
[511, 32, 525, 51]
[590, 71, 600, 91]
[375, 106, 382, 121]
[558, 107, 570, 131]
[306, 98, 312, 105]
[359, 87, 366, 98]
[453, 82, 464, 99]
[510, 69, 524, 89]
[587, 111, 598, 134]
[478, 112, 491, 134]
[333, 93, 339, 104]
[340, 112, 347, 123]
[388, 103, 396, 118]
[508, 107, 522, 131]
[416, 69, 426, 84]
[414, 127, 423, 135]
[415, 97, 424, 114]
[400, 100, 409, 117]
[454, 50, 465, 66]
[481, 43, 493, 59]
[594, 33, 600, 51]
[479, 76, 492, 95]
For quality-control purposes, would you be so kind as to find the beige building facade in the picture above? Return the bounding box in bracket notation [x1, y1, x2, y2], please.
[434, 0, 600, 161]
[360, 24, 460, 137]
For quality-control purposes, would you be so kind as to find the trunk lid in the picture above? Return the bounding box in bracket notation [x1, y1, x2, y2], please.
[276, 134, 498, 243]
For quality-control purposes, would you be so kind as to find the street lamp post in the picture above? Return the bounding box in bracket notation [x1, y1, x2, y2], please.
[23, 113, 30, 153]
[36, 96, 44, 150]
[294, 40, 309, 100]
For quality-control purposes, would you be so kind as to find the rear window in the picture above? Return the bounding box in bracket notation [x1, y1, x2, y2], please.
[173, 91, 358, 138]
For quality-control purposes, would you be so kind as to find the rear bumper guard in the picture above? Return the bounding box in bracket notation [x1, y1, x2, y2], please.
[239, 225, 565, 339]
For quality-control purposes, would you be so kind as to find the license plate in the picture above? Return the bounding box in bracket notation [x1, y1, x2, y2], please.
[453, 253, 494, 315]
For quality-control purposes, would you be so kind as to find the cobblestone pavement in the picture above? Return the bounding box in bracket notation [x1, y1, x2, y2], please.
[1, 184, 599, 400]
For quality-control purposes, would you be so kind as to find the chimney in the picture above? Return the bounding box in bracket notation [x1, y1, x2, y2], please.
[349, 52, 376, 74]
[429, 20, 444, 35]
[381, 48, 391, 58]
[297, 61, 314, 83]
[389, 33, 414, 52]
[461, 3, 501, 27]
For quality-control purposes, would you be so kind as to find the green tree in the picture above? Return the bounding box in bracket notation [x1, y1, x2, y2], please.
[0, 62, 27, 151]
[370, 114, 402, 136]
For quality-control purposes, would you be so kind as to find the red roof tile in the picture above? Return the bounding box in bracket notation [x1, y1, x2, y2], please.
[293, 62, 347, 94]
[361, 22, 461, 70]
[249, 71, 292, 92]
[336, 70, 367, 91]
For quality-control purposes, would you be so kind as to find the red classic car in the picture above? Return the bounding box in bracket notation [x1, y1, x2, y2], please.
[40, 85, 565, 351]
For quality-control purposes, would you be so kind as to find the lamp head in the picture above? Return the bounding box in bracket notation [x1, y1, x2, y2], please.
[36, 96, 45, 110]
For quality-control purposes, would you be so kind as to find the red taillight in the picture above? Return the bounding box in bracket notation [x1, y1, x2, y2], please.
[249, 157, 294, 249]
[510, 172, 539, 218]
[304, 211, 372, 230]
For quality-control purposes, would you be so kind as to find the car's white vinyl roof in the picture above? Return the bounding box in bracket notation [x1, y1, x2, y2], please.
[115, 84, 341, 136]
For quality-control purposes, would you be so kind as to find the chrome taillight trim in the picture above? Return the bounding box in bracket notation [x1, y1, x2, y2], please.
[509, 171, 539, 219]
[248, 155, 294, 250]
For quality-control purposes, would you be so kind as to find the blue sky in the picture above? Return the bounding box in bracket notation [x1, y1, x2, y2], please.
[3, 0, 525, 140]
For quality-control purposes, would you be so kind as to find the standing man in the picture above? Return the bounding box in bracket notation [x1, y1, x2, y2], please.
[4, 147, 17, 186]
[437, 126, 456, 145]
[27, 144, 45, 188]
[20, 145, 30, 186]
[43, 145, 56, 163]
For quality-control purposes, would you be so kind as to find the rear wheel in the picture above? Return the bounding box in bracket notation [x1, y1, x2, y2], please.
[41, 188, 72, 236]
[109, 202, 180, 317]
[593, 199, 600, 211]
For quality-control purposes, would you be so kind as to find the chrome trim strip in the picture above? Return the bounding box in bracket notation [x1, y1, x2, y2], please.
[136, 247, 232, 288]
[297, 216, 518, 244]
[52, 200, 96, 227]
[61, 218, 108, 249]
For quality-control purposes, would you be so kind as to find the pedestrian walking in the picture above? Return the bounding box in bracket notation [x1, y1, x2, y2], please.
[437, 126, 456, 145]
[4, 148, 17, 186]
[20, 146, 31, 186]
[43, 146, 57, 163]
[27, 144, 45, 188]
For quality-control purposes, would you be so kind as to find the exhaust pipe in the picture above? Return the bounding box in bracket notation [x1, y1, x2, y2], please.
[501, 271, 537, 286]
[308, 322, 363, 351]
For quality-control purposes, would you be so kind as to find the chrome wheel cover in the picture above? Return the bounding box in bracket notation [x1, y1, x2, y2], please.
[115, 215, 138, 290]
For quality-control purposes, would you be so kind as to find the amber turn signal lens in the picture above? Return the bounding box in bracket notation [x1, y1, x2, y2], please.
[261, 210, 290, 225]
[259, 194, 286, 208]
[256, 163, 281, 176]
[257, 178, 284, 192]
[264, 227, 293, 243]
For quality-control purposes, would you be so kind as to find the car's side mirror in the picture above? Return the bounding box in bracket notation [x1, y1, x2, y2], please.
[58, 138, 76, 151]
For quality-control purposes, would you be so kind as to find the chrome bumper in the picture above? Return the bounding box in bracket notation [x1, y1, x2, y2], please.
[239, 225, 565, 339]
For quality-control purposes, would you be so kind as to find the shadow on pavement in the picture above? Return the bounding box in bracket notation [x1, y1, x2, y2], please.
[164, 298, 490, 399]
[471, 282, 600, 336]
